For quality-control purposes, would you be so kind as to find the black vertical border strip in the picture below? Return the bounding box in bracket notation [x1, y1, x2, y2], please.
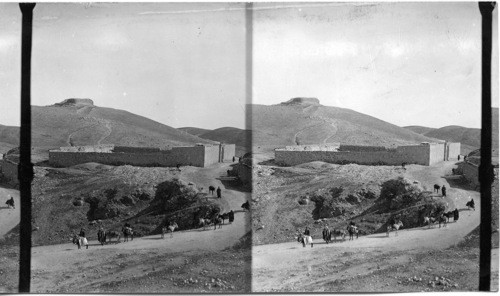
[245, 2, 253, 292]
[18, 2, 35, 293]
[478, 1, 495, 292]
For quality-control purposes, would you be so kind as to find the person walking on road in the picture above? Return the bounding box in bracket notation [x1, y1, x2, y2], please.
[216, 187, 222, 199]
[441, 185, 447, 197]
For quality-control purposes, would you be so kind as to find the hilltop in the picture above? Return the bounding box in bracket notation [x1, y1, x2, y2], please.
[252, 99, 440, 153]
[0, 99, 219, 158]
[179, 126, 251, 157]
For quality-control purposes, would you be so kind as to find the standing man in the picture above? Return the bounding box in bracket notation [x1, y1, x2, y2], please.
[441, 185, 447, 197]
[216, 186, 222, 199]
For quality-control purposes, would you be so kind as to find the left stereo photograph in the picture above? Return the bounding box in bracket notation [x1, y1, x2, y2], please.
[0, 2, 252, 293]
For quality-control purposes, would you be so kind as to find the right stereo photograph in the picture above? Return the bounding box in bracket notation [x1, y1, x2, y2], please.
[251, 2, 499, 292]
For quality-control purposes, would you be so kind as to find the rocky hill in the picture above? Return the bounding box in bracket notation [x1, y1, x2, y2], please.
[0, 99, 218, 157]
[252, 98, 440, 152]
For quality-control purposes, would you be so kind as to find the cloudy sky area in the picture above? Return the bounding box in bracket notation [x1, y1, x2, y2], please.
[0, 2, 246, 129]
[253, 2, 499, 129]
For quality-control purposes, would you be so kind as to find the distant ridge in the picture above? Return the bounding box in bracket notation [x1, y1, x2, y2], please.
[403, 108, 499, 156]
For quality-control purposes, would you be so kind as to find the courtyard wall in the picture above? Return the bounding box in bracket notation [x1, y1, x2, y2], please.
[49, 143, 236, 168]
[275, 143, 449, 166]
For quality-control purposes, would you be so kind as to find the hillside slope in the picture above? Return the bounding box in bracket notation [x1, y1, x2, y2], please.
[24, 99, 215, 150]
[178, 127, 211, 137]
[252, 98, 440, 152]
[404, 125, 436, 135]
[0, 125, 20, 154]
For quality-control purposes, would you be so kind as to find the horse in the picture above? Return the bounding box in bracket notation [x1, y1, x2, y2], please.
[167, 222, 178, 238]
[199, 218, 211, 231]
[72, 234, 80, 247]
[466, 199, 475, 211]
[97, 229, 107, 246]
[107, 231, 121, 243]
[220, 213, 229, 224]
[387, 221, 403, 237]
[438, 215, 448, 228]
[433, 184, 441, 193]
[332, 229, 346, 242]
[322, 227, 332, 244]
[241, 201, 250, 211]
[122, 227, 132, 242]
[347, 225, 358, 240]
[5, 197, 15, 209]
[423, 216, 436, 229]
[443, 211, 454, 222]
[297, 233, 313, 248]
[78, 236, 89, 249]
[208, 186, 215, 195]
[213, 216, 223, 230]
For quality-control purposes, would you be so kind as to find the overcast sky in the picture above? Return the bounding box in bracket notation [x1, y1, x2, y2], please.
[0, 2, 498, 130]
[253, 2, 499, 129]
[0, 2, 247, 129]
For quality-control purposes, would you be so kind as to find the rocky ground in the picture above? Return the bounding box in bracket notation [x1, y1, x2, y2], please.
[251, 152, 498, 292]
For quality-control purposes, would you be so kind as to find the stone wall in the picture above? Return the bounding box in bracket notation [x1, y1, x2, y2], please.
[221, 144, 236, 161]
[275, 143, 445, 166]
[338, 145, 387, 152]
[203, 145, 221, 167]
[280, 144, 339, 151]
[428, 143, 445, 165]
[59, 145, 114, 152]
[49, 144, 236, 168]
[0, 159, 18, 185]
[113, 146, 163, 153]
[447, 142, 461, 161]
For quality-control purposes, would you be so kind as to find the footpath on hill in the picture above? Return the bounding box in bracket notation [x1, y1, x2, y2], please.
[252, 160, 497, 292]
[30, 160, 251, 293]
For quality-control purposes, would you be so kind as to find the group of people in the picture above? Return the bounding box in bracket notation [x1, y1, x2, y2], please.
[208, 186, 223, 199]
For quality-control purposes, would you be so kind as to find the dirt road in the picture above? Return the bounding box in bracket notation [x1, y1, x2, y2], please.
[31, 161, 251, 292]
[252, 161, 495, 292]
[0, 187, 20, 238]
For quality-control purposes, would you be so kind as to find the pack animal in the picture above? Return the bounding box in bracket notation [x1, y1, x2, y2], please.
[241, 201, 250, 211]
[332, 229, 346, 242]
[347, 225, 359, 240]
[433, 184, 441, 193]
[387, 221, 403, 237]
[208, 186, 215, 195]
[199, 218, 211, 231]
[423, 216, 436, 229]
[167, 222, 178, 238]
[466, 199, 475, 211]
[213, 216, 223, 230]
[97, 229, 107, 246]
[297, 233, 314, 248]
